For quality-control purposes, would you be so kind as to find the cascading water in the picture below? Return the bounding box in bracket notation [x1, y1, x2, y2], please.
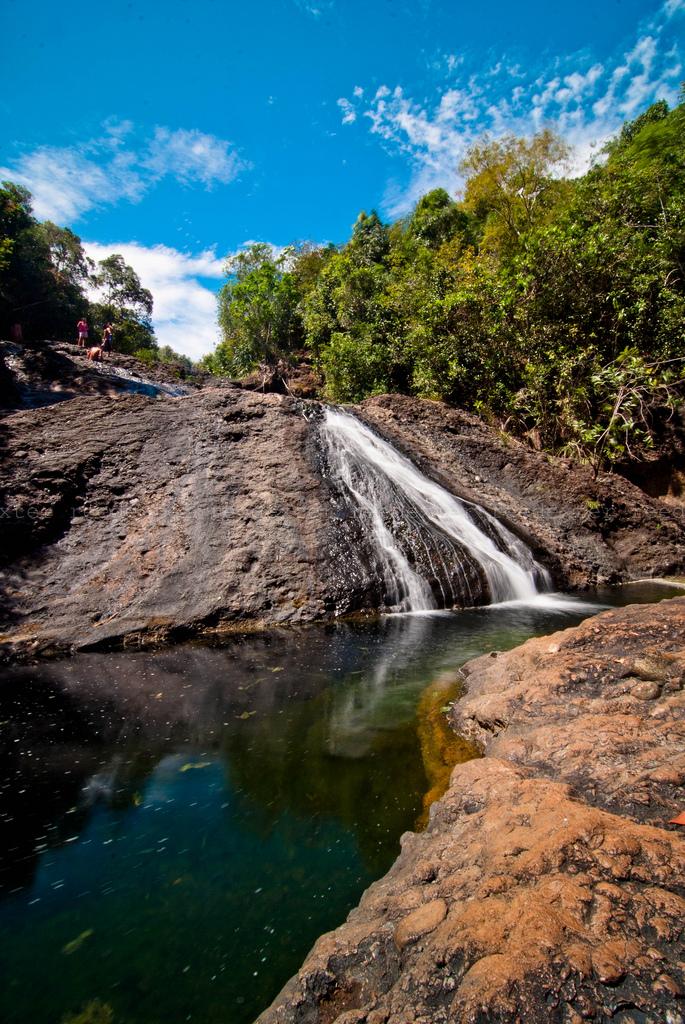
[321, 407, 551, 612]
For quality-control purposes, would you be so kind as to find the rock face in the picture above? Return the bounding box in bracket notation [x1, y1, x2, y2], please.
[0, 338, 201, 409]
[1, 341, 685, 658]
[0, 385, 372, 657]
[257, 598, 685, 1024]
[359, 394, 685, 587]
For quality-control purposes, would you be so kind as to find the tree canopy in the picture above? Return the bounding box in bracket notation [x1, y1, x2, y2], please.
[202, 243, 304, 376]
[0, 183, 165, 357]
[202, 96, 685, 472]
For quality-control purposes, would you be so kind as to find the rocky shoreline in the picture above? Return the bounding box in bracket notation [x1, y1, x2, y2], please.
[258, 597, 685, 1024]
[2, 341, 685, 660]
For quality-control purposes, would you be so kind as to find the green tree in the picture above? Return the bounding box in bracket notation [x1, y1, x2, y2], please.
[91, 254, 156, 353]
[406, 188, 470, 249]
[37, 221, 93, 285]
[460, 130, 570, 252]
[204, 97, 685, 473]
[347, 210, 390, 266]
[206, 243, 302, 376]
[0, 182, 90, 339]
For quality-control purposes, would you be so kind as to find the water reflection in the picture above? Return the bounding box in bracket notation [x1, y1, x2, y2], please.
[0, 585, 679, 1024]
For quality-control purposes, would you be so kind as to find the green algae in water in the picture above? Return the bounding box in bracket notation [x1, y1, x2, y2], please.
[62, 1000, 114, 1024]
[0, 588, 675, 1024]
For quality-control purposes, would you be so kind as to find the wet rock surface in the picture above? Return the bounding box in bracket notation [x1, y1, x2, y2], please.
[258, 598, 685, 1024]
[359, 394, 685, 587]
[1, 342, 684, 657]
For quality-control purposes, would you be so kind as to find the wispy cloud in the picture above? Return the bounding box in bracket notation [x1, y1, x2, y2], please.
[84, 241, 226, 360]
[337, 0, 683, 216]
[293, 0, 334, 16]
[0, 123, 249, 225]
[0, 147, 146, 224]
[144, 128, 244, 187]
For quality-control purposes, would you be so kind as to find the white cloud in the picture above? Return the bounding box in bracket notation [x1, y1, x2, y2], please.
[0, 146, 145, 223]
[82, 240, 293, 361]
[0, 124, 248, 225]
[337, 98, 357, 125]
[144, 127, 246, 187]
[337, 2, 683, 216]
[84, 241, 226, 361]
[446, 54, 465, 74]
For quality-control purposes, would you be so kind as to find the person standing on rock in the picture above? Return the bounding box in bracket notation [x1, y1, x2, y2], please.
[102, 323, 113, 357]
[77, 318, 89, 348]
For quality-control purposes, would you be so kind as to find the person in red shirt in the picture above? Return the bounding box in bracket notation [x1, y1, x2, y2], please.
[77, 318, 89, 348]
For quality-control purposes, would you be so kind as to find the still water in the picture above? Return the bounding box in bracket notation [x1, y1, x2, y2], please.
[0, 586, 679, 1024]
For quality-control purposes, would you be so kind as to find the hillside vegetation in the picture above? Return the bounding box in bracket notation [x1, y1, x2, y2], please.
[0, 184, 190, 369]
[204, 97, 685, 472]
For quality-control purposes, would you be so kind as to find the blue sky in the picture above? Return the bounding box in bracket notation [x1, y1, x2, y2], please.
[1, 0, 683, 358]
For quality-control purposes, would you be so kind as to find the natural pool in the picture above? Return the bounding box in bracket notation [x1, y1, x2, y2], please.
[0, 585, 680, 1024]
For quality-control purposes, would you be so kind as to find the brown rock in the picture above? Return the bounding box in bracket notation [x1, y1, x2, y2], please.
[1, 345, 684, 657]
[653, 973, 683, 996]
[631, 680, 661, 700]
[394, 899, 447, 949]
[0, 386, 374, 657]
[258, 602, 685, 1024]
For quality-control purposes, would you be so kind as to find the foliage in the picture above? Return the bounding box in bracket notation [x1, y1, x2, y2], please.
[0, 182, 157, 355]
[0, 182, 89, 339]
[157, 344, 194, 370]
[320, 330, 389, 403]
[205, 98, 685, 471]
[203, 243, 302, 375]
[91, 254, 156, 353]
[460, 129, 570, 253]
[133, 343, 194, 373]
[405, 189, 470, 249]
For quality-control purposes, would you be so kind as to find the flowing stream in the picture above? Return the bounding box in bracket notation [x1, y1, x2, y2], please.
[321, 408, 550, 611]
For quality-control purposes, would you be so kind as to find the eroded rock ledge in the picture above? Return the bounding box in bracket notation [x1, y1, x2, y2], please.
[258, 598, 685, 1024]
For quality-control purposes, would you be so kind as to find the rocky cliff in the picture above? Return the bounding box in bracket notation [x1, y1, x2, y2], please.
[1, 340, 684, 659]
[257, 597, 685, 1024]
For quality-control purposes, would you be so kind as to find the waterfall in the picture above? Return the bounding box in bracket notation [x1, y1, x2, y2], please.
[321, 407, 551, 612]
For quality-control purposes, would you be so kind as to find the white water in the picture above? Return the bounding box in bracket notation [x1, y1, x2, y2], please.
[321, 407, 551, 611]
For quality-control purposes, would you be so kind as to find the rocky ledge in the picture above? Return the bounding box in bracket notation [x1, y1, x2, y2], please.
[1, 341, 685, 659]
[258, 597, 685, 1024]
